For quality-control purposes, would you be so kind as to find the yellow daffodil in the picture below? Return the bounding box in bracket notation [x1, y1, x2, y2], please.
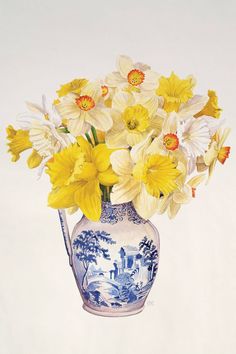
[46, 137, 118, 221]
[156, 72, 195, 112]
[194, 90, 222, 118]
[55, 81, 113, 137]
[57, 78, 88, 97]
[6, 125, 43, 168]
[105, 55, 159, 92]
[106, 91, 162, 148]
[110, 138, 181, 219]
[7, 125, 32, 162]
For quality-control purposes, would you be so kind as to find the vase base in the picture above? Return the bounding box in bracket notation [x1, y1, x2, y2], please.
[82, 303, 144, 317]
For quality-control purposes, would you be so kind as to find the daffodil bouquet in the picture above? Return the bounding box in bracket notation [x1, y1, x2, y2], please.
[7, 55, 231, 221]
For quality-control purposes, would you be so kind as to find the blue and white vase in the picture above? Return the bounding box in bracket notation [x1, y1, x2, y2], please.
[58, 202, 160, 317]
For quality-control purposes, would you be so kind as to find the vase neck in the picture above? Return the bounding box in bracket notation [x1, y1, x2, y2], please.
[100, 202, 146, 225]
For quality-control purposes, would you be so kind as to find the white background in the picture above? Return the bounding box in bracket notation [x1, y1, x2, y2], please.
[0, 1, 236, 353]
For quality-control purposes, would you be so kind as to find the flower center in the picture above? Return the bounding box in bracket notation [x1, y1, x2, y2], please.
[127, 69, 145, 86]
[75, 95, 95, 111]
[163, 133, 179, 151]
[101, 85, 109, 97]
[122, 104, 150, 133]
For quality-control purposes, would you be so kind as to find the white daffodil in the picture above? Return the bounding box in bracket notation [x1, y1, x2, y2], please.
[197, 128, 231, 180]
[106, 91, 162, 148]
[18, 97, 73, 159]
[110, 136, 181, 219]
[157, 174, 206, 218]
[55, 81, 113, 137]
[145, 110, 210, 174]
[105, 55, 159, 91]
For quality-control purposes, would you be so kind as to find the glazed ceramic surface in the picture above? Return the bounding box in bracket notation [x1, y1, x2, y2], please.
[59, 202, 160, 317]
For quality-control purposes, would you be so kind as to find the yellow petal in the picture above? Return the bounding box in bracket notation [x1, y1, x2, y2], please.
[6, 126, 32, 162]
[98, 167, 118, 186]
[92, 144, 113, 172]
[76, 162, 97, 180]
[56, 78, 88, 97]
[74, 180, 101, 221]
[76, 136, 92, 160]
[48, 183, 79, 209]
[46, 143, 83, 188]
[27, 149, 43, 169]
[194, 90, 222, 118]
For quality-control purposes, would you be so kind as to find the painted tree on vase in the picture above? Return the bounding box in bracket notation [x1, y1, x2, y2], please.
[72, 230, 116, 291]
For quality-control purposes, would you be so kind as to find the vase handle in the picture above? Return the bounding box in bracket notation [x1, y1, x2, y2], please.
[58, 209, 73, 267]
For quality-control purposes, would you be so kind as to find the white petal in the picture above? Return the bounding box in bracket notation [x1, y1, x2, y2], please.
[111, 176, 140, 204]
[110, 149, 133, 175]
[187, 174, 206, 187]
[146, 136, 166, 155]
[134, 62, 151, 71]
[126, 132, 145, 147]
[105, 72, 125, 87]
[201, 116, 225, 136]
[181, 117, 210, 157]
[162, 112, 178, 134]
[67, 117, 89, 136]
[178, 95, 208, 120]
[204, 141, 218, 166]
[149, 116, 163, 136]
[25, 101, 46, 114]
[131, 131, 153, 163]
[56, 101, 80, 120]
[112, 91, 134, 112]
[106, 128, 128, 148]
[168, 200, 181, 219]
[156, 196, 171, 214]
[173, 185, 192, 204]
[86, 108, 113, 132]
[81, 81, 101, 102]
[137, 94, 159, 117]
[141, 70, 159, 91]
[133, 184, 158, 219]
[117, 55, 133, 77]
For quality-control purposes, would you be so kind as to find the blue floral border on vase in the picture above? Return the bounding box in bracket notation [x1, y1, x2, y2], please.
[100, 202, 147, 225]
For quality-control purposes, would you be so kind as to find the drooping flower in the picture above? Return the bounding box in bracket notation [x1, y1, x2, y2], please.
[157, 174, 206, 218]
[56, 78, 88, 97]
[110, 140, 181, 219]
[6, 125, 43, 169]
[199, 128, 231, 179]
[55, 81, 113, 136]
[105, 55, 159, 92]
[7, 125, 32, 162]
[194, 90, 222, 118]
[156, 72, 195, 112]
[46, 137, 118, 221]
[106, 91, 162, 148]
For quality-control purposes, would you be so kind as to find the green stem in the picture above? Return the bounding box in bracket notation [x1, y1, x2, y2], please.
[100, 185, 106, 202]
[91, 126, 99, 145]
[85, 132, 93, 146]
